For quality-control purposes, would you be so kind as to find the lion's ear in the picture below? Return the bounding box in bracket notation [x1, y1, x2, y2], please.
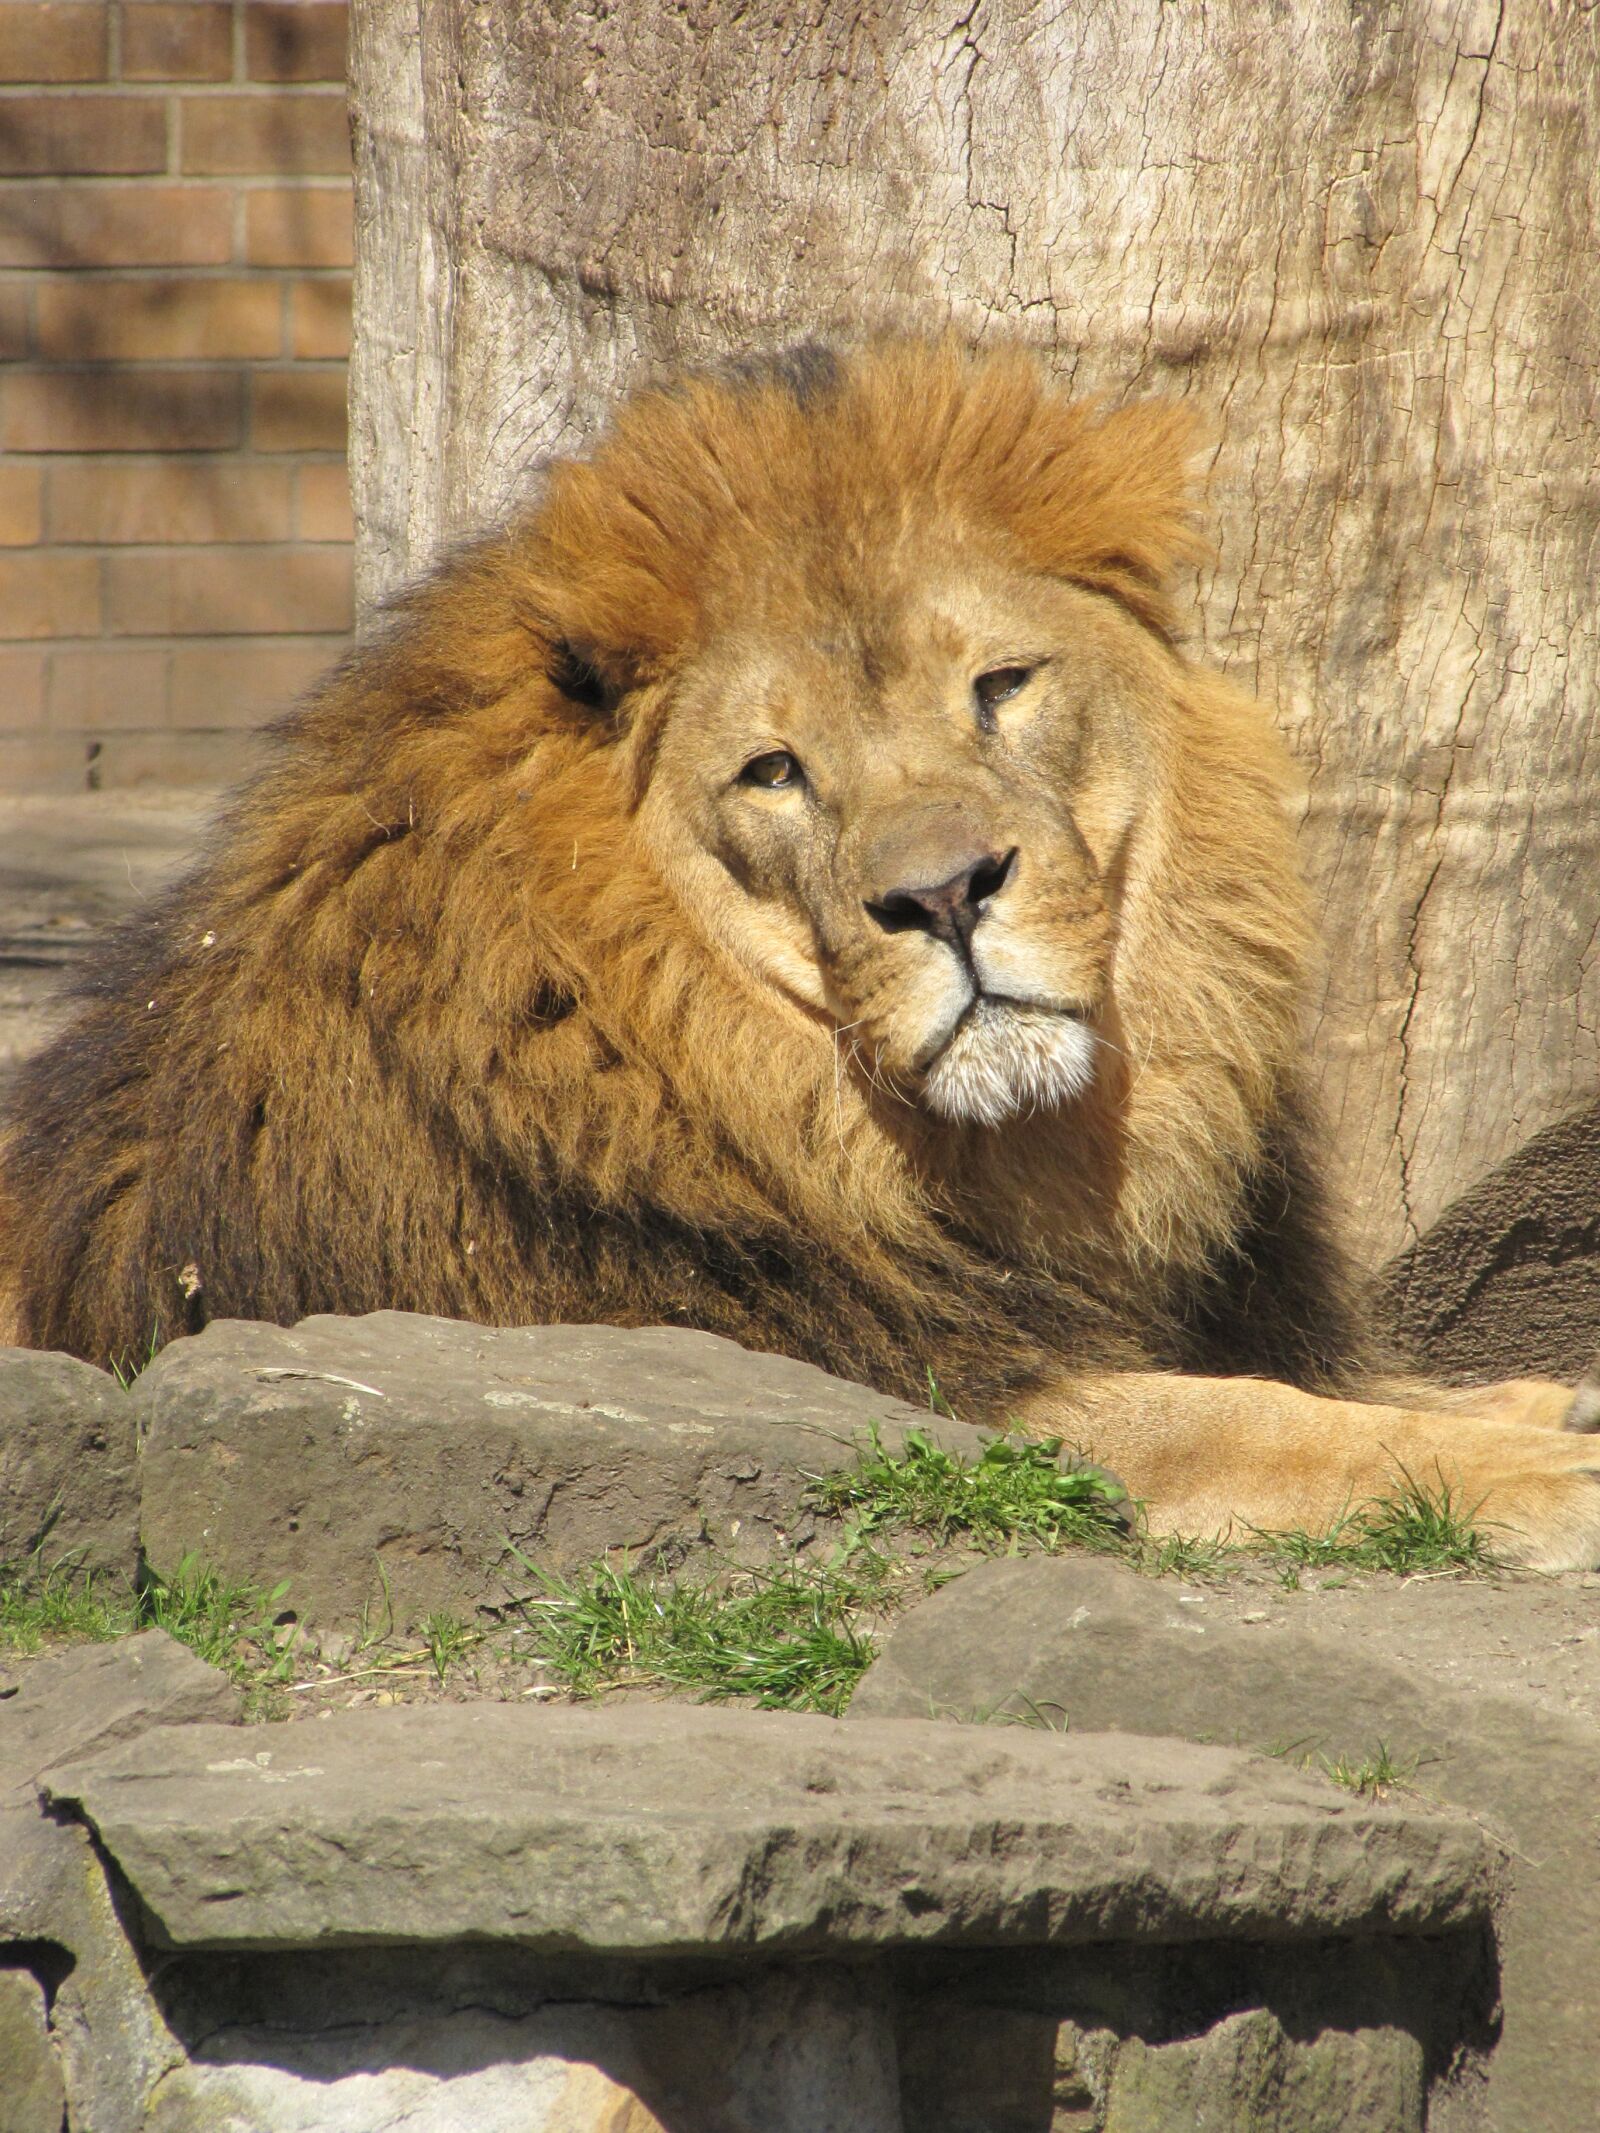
[1001, 396, 1209, 638]
[544, 638, 621, 714]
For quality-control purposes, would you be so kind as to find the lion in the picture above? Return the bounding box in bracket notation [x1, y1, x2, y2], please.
[2, 339, 1596, 1564]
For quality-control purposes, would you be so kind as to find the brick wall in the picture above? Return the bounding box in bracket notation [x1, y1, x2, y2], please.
[0, 0, 352, 791]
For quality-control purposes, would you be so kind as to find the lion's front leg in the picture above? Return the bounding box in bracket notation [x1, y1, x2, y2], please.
[1015, 1371, 1600, 1571]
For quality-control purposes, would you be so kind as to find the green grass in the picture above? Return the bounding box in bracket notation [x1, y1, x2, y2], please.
[1248, 1466, 1501, 1585]
[108, 1320, 163, 1390]
[1274, 1734, 1433, 1800]
[0, 1548, 299, 1713]
[0, 1425, 1501, 1727]
[139, 1553, 297, 1688]
[808, 1425, 1131, 1552]
[416, 1610, 482, 1685]
[1316, 1740, 1424, 1799]
[509, 1433, 1504, 1715]
[513, 1431, 1130, 1712]
[513, 1550, 890, 1714]
[0, 1557, 138, 1653]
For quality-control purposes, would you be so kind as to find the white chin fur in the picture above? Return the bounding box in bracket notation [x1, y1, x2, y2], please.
[922, 1001, 1098, 1127]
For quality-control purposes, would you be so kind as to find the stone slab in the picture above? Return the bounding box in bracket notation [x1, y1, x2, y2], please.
[0, 1346, 137, 1580]
[851, 1553, 1600, 2133]
[0, 1636, 238, 2133]
[0, 1967, 66, 2133]
[0, 1630, 241, 1803]
[132, 1312, 989, 1626]
[41, 1702, 1491, 1957]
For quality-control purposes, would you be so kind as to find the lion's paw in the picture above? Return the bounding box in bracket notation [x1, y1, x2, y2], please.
[1469, 1432, 1600, 1571]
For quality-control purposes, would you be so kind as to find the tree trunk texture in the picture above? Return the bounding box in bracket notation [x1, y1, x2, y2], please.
[347, 0, 1600, 1377]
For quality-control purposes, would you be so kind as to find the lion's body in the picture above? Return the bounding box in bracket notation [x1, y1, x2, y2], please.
[2, 342, 1595, 1562]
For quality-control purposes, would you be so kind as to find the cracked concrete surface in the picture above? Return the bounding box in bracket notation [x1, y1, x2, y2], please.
[0, 791, 213, 1094]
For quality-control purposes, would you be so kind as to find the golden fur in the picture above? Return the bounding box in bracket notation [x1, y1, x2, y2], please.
[2, 340, 1596, 1563]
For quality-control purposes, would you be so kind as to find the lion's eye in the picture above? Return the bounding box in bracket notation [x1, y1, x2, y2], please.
[740, 750, 804, 790]
[973, 666, 1032, 727]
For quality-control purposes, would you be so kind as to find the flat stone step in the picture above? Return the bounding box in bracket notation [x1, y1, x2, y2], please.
[41, 1702, 1493, 1957]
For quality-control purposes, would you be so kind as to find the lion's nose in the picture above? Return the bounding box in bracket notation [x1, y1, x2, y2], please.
[865, 848, 1017, 953]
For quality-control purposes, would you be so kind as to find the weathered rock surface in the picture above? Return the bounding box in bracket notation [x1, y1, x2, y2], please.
[132, 1311, 985, 1625]
[1095, 2006, 1424, 2133]
[143, 1968, 905, 2133]
[0, 1630, 241, 1800]
[0, 1636, 240, 2133]
[1, 1659, 1489, 2133]
[41, 1702, 1491, 1956]
[0, 1345, 137, 1580]
[1378, 1094, 1600, 1385]
[0, 1967, 65, 2133]
[853, 1553, 1600, 2132]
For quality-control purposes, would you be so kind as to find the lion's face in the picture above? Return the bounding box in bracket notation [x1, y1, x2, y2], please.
[639, 540, 1166, 1126]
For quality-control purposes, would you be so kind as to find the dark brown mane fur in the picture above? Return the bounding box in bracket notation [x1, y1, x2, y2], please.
[0, 341, 1365, 1401]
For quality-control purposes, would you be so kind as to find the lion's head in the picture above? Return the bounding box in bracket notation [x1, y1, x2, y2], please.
[637, 526, 1137, 1129]
[1, 340, 1329, 1394]
[505, 342, 1311, 1245]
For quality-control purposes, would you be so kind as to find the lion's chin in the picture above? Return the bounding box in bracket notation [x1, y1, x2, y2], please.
[921, 1000, 1097, 1127]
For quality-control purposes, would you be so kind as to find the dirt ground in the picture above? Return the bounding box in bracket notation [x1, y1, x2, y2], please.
[1158, 1557, 1600, 1728]
[3, 791, 1596, 1733]
[262, 1555, 1600, 1735]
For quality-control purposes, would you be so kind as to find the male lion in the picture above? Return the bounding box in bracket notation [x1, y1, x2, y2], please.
[2, 341, 1596, 1563]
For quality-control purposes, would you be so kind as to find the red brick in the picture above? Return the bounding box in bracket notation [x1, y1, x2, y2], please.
[0, 649, 48, 730]
[251, 366, 344, 451]
[0, 549, 101, 637]
[0, 465, 44, 545]
[0, 4, 108, 83]
[105, 544, 352, 634]
[180, 91, 348, 175]
[0, 94, 166, 175]
[288, 274, 348, 357]
[0, 183, 232, 267]
[295, 460, 350, 541]
[169, 637, 342, 724]
[243, 185, 351, 266]
[244, 2, 346, 82]
[120, 2, 232, 81]
[46, 645, 168, 729]
[47, 458, 295, 542]
[1, 368, 244, 451]
[37, 277, 284, 360]
[0, 285, 30, 359]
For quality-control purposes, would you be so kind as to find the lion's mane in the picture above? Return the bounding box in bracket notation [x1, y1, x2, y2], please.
[0, 342, 1361, 1404]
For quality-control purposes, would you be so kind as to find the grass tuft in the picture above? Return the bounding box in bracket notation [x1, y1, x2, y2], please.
[108, 1320, 163, 1391]
[1250, 1465, 1501, 1584]
[417, 1610, 481, 1685]
[807, 1425, 1130, 1553]
[513, 1430, 1128, 1713]
[139, 1553, 296, 1683]
[1, 1548, 299, 1715]
[514, 1549, 888, 1714]
[1316, 1739, 1424, 1799]
[0, 1556, 138, 1654]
